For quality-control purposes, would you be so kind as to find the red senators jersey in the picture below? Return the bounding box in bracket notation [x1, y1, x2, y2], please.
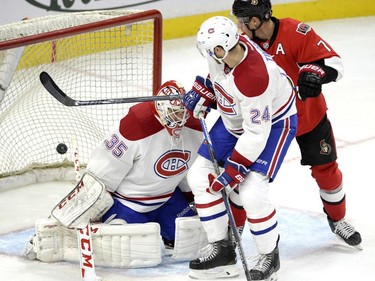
[253, 18, 341, 136]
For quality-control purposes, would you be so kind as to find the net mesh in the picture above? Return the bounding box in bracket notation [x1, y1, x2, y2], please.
[0, 9, 161, 180]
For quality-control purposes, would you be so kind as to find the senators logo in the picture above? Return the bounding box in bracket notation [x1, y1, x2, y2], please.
[154, 150, 191, 178]
[320, 139, 331, 155]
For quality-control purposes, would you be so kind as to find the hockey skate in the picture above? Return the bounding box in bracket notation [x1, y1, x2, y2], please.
[328, 217, 362, 249]
[189, 239, 238, 279]
[163, 239, 174, 256]
[21, 235, 37, 260]
[249, 237, 280, 281]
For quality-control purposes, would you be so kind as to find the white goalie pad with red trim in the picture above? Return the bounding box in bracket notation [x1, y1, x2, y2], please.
[24, 218, 162, 268]
[172, 216, 209, 261]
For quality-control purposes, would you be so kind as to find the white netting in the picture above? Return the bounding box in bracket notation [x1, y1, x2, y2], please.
[0, 9, 162, 188]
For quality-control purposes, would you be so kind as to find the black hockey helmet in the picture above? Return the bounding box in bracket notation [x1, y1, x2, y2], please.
[232, 0, 272, 24]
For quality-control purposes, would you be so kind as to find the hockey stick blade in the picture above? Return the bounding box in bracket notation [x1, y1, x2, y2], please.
[40, 71, 184, 106]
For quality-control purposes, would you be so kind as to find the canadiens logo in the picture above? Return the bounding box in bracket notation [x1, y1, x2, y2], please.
[154, 150, 191, 178]
[215, 83, 237, 115]
[320, 139, 331, 155]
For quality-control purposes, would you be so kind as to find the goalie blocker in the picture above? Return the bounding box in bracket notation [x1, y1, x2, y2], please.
[51, 172, 114, 229]
[23, 172, 208, 267]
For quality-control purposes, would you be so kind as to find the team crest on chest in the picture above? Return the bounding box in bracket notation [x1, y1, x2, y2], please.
[154, 149, 191, 178]
[215, 83, 237, 115]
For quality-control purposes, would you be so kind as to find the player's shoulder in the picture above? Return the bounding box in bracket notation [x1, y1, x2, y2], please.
[233, 37, 269, 98]
[119, 102, 163, 141]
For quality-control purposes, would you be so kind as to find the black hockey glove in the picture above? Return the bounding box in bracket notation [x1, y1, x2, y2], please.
[297, 64, 327, 100]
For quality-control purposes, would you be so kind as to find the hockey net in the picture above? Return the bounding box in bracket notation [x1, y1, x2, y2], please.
[0, 9, 162, 189]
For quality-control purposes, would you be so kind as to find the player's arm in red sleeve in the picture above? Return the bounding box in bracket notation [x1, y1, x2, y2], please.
[288, 21, 343, 100]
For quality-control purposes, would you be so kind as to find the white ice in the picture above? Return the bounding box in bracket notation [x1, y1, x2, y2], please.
[0, 16, 374, 281]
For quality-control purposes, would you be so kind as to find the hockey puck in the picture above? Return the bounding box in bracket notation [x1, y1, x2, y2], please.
[56, 143, 68, 154]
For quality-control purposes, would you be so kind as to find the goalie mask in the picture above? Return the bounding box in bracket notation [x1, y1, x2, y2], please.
[152, 80, 189, 140]
[196, 16, 239, 63]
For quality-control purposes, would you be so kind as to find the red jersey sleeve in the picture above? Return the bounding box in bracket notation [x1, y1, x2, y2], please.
[266, 18, 340, 86]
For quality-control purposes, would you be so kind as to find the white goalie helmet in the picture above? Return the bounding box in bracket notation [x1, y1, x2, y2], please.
[152, 80, 189, 140]
[196, 16, 239, 62]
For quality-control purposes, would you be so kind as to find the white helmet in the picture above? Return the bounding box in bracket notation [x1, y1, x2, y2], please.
[196, 16, 239, 62]
[152, 80, 189, 140]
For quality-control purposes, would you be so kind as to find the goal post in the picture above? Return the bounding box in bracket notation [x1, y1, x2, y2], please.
[0, 9, 162, 189]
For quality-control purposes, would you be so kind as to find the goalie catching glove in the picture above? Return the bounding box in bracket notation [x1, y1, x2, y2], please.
[183, 75, 216, 118]
[207, 157, 250, 195]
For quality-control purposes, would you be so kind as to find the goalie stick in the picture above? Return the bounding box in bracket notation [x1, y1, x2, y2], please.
[72, 138, 102, 281]
[198, 112, 251, 281]
[40, 71, 184, 106]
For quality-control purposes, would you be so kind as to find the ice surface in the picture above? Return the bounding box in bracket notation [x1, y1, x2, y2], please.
[1, 16, 374, 281]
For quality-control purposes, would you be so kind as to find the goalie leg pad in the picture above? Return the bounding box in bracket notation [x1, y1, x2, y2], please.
[89, 222, 162, 268]
[30, 218, 69, 262]
[29, 218, 162, 268]
[172, 216, 208, 261]
[51, 172, 114, 228]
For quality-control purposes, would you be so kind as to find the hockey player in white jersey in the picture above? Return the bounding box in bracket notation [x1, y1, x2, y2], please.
[23, 80, 208, 268]
[86, 80, 202, 248]
[183, 16, 297, 280]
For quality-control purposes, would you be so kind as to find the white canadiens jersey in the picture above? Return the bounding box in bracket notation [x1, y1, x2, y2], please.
[207, 35, 297, 163]
[86, 102, 203, 213]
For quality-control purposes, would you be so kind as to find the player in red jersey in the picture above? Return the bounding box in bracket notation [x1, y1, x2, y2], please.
[231, 0, 362, 249]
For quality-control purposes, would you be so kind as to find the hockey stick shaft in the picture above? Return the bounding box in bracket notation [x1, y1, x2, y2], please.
[72, 139, 102, 281]
[198, 112, 251, 281]
[40, 71, 183, 106]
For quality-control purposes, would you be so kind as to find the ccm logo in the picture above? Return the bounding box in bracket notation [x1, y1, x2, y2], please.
[58, 181, 84, 209]
[79, 225, 94, 273]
